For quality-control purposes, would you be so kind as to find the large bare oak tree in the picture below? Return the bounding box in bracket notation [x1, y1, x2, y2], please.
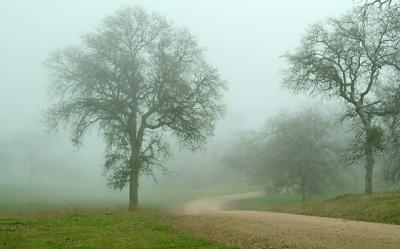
[282, 6, 400, 194]
[45, 6, 226, 210]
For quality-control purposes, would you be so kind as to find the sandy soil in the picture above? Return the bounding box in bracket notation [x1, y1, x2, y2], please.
[172, 192, 400, 249]
[176, 191, 264, 215]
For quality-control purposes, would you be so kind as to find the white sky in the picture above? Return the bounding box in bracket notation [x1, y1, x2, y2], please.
[0, 0, 354, 134]
[0, 0, 360, 193]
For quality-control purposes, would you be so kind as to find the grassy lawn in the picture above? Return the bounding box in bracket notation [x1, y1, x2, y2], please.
[229, 191, 400, 225]
[0, 184, 263, 214]
[0, 210, 240, 249]
[0, 185, 127, 215]
[0, 183, 256, 249]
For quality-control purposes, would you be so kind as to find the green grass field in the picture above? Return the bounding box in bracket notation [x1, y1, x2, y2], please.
[0, 184, 262, 214]
[0, 210, 239, 249]
[0, 183, 252, 249]
[229, 191, 400, 225]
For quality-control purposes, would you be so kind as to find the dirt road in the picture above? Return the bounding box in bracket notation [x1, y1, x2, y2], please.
[177, 191, 263, 215]
[172, 192, 400, 249]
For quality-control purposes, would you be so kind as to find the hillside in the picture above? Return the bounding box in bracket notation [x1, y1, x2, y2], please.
[230, 191, 400, 225]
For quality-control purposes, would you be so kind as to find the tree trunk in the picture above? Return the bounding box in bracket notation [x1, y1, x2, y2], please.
[357, 109, 375, 195]
[364, 143, 374, 194]
[128, 125, 144, 210]
[301, 191, 307, 203]
[129, 157, 140, 210]
[300, 178, 307, 203]
[129, 170, 139, 210]
[128, 103, 140, 211]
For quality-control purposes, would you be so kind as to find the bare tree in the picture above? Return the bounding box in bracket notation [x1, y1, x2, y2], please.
[363, 0, 396, 7]
[380, 77, 400, 186]
[222, 130, 267, 184]
[282, 6, 400, 194]
[262, 110, 339, 202]
[45, 6, 226, 210]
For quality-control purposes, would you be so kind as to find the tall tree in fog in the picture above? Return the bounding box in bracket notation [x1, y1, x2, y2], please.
[222, 130, 266, 184]
[380, 86, 400, 186]
[45, 6, 225, 210]
[263, 110, 339, 202]
[282, 6, 400, 194]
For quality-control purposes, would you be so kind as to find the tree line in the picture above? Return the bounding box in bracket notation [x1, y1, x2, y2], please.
[44, 2, 400, 209]
[222, 107, 400, 202]
[283, 2, 400, 194]
[222, 1, 400, 201]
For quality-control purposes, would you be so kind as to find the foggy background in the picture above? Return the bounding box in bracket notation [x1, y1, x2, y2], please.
[0, 0, 355, 210]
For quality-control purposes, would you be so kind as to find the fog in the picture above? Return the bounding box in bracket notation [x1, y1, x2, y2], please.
[0, 0, 359, 211]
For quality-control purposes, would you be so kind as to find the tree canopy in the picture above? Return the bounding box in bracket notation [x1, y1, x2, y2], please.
[222, 109, 348, 201]
[282, 5, 400, 193]
[45, 6, 226, 209]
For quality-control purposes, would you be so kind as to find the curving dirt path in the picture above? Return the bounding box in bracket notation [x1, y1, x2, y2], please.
[172, 192, 400, 249]
[177, 191, 264, 215]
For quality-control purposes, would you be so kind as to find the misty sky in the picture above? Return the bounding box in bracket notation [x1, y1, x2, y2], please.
[0, 0, 354, 135]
